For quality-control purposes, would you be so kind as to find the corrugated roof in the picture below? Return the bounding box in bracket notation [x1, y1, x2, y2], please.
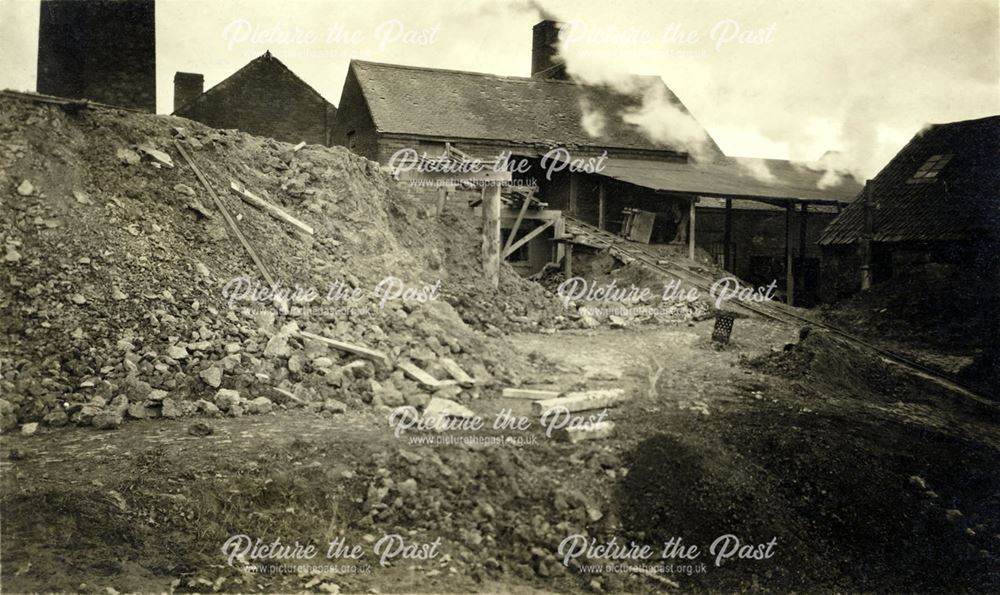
[350, 60, 722, 156]
[819, 115, 1000, 245]
[594, 156, 862, 204]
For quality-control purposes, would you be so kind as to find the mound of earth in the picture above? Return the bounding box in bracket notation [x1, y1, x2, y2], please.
[0, 94, 576, 432]
[822, 262, 999, 352]
[746, 330, 934, 401]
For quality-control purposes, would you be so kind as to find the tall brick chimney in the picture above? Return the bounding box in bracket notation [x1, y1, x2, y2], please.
[37, 0, 157, 112]
[173, 72, 204, 112]
[531, 20, 568, 80]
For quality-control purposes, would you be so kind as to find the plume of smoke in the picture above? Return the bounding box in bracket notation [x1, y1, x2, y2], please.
[731, 156, 778, 183]
[620, 82, 714, 160]
[559, 45, 715, 160]
[579, 98, 607, 137]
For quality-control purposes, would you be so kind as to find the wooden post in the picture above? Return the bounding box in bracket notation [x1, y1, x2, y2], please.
[483, 184, 501, 288]
[723, 198, 732, 272]
[569, 173, 577, 215]
[435, 186, 448, 215]
[798, 203, 808, 298]
[688, 198, 696, 260]
[785, 203, 795, 306]
[598, 182, 606, 230]
[564, 243, 573, 278]
[554, 215, 566, 264]
[860, 181, 873, 290]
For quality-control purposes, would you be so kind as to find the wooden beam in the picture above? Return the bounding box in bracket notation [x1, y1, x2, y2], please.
[501, 208, 562, 221]
[532, 388, 626, 417]
[435, 186, 448, 215]
[502, 219, 554, 259]
[174, 141, 275, 287]
[553, 216, 565, 264]
[502, 193, 532, 257]
[723, 198, 732, 272]
[396, 169, 511, 183]
[439, 357, 475, 387]
[556, 421, 615, 443]
[398, 361, 458, 390]
[230, 181, 315, 235]
[564, 242, 574, 277]
[861, 181, 873, 290]
[785, 203, 795, 306]
[798, 203, 808, 297]
[688, 198, 697, 260]
[483, 184, 502, 288]
[299, 331, 389, 366]
[598, 182, 606, 230]
[501, 388, 560, 400]
[569, 172, 578, 215]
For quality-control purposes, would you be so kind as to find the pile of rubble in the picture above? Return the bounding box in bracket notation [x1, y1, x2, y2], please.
[353, 442, 648, 590]
[0, 94, 577, 432]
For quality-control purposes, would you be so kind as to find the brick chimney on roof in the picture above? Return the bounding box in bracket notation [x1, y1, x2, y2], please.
[531, 20, 568, 80]
[173, 72, 203, 112]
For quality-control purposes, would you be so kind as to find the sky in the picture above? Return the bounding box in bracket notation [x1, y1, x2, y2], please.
[0, 0, 997, 178]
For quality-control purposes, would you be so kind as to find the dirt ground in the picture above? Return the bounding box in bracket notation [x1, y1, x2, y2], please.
[1, 94, 997, 594]
[4, 317, 998, 594]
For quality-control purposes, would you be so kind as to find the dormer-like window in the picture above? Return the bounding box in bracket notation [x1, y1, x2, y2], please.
[907, 153, 953, 183]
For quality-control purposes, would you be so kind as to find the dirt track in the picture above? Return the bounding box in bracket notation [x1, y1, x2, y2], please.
[4, 318, 998, 593]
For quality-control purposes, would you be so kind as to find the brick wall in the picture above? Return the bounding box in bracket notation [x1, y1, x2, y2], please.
[37, 0, 156, 112]
[175, 54, 334, 146]
[329, 69, 380, 159]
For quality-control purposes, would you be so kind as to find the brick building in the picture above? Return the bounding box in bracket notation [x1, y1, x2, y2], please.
[819, 115, 1000, 299]
[173, 51, 336, 146]
[331, 20, 861, 303]
[36, 0, 156, 111]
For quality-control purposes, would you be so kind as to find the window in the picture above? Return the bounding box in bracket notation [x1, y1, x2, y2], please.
[907, 153, 953, 183]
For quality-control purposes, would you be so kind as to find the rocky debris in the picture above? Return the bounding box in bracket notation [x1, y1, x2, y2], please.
[127, 403, 149, 419]
[137, 144, 174, 168]
[16, 179, 33, 196]
[214, 389, 242, 412]
[161, 398, 183, 418]
[166, 345, 189, 360]
[116, 147, 141, 165]
[188, 421, 214, 436]
[351, 445, 623, 584]
[246, 397, 273, 415]
[20, 422, 38, 436]
[0, 93, 557, 431]
[93, 411, 123, 430]
[199, 366, 223, 388]
[322, 399, 347, 414]
[43, 409, 68, 427]
[423, 397, 476, 420]
[0, 400, 16, 432]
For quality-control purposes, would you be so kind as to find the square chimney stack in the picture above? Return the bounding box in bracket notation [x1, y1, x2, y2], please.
[531, 20, 568, 80]
[173, 72, 204, 112]
[37, 0, 157, 111]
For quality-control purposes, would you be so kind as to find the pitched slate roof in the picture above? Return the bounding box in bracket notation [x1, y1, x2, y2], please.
[819, 115, 1000, 245]
[595, 155, 862, 204]
[173, 51, 334, 115]
[349, 60, 722, 157]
